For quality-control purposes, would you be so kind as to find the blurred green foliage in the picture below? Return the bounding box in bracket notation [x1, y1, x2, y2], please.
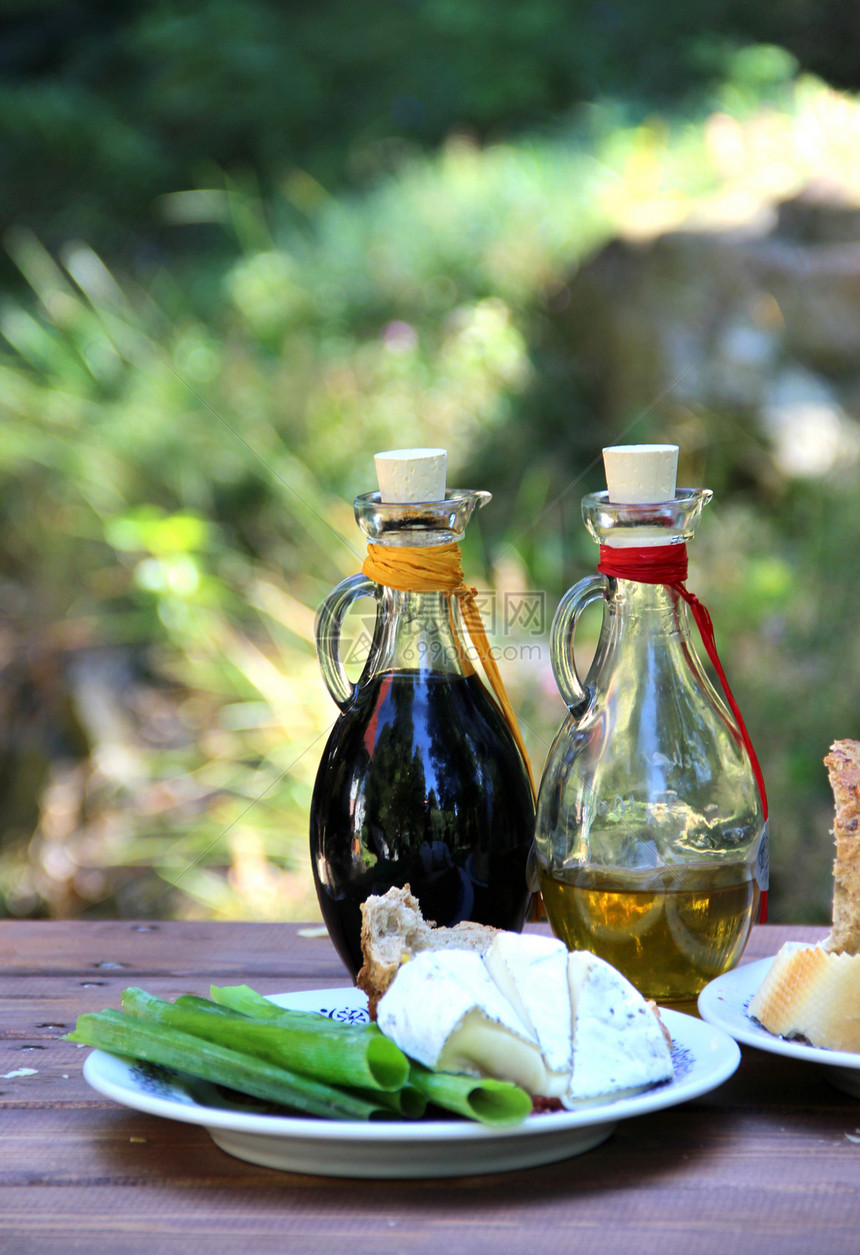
[0, 0, 853, 261]
[1, 2, 859, 924]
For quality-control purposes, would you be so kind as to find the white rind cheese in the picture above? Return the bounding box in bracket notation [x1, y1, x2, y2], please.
[376, 950, 549, 1094]
[566, 951, 674, 1103]
[484, 932, 573, 1097]
[748, 941, 860, 1052]
[373, 929, 675, 1104]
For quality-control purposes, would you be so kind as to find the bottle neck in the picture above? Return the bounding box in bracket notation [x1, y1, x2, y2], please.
[596, 541, 693, 636]
[366, 587, 472, 679]
[604, 577, 692, 641]
[598, 540, 691, 582]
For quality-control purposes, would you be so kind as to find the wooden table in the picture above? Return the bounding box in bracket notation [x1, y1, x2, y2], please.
[2, 921, 858, 1255]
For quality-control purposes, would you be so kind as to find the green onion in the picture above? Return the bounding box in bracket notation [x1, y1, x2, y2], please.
[66, 1009, 390, 1121]
[209, 984, 289, 1019]
[174, 995, 246, 1018]
[354, 1084, 427, 1118]
[409, 1064, 533, 1126]
[121, 986, 409, 1092]
[209, 983, 329, 1023]
[69, 985, 535, 1129]
[210, 984, 378, 1035]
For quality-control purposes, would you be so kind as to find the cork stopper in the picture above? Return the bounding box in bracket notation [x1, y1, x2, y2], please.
[374, 448, 447, 503]
[602, 444, 678, 504]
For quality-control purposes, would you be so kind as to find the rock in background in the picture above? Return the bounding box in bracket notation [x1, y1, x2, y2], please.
[560, 181, 860, 483]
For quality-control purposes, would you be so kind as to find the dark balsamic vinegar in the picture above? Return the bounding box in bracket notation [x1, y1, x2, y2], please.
[310, 669, 535, 977]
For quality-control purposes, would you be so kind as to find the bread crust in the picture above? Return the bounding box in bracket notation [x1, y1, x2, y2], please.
[356, 885, 499, 1017]
[824, 739, 860, 955]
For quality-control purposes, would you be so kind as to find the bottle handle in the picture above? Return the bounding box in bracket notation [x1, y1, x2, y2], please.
[550, 573, 608, 711]
[315, 574, 377, 710]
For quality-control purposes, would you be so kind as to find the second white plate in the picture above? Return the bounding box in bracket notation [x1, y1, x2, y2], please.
[698, 957, 860, 1097]
[81, 986, 740, 1178]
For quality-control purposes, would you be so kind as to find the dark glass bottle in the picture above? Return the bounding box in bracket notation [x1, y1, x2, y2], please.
[310, 490, 535, 978]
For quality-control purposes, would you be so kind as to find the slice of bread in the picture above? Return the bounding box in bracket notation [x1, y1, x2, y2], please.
[356, 886, 499, 1017]
[823, 739, 860, 955]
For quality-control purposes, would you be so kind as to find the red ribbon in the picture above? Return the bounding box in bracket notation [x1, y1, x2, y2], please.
[598, 542, 768, 922]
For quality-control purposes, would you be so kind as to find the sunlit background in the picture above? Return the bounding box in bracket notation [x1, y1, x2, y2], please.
[1, 1, 859, 925]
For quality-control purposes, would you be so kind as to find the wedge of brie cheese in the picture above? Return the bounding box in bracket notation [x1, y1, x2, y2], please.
[376, 949, 551, 1094]
[566, 951, 674, 1104]
[484, 931, 573, 1097]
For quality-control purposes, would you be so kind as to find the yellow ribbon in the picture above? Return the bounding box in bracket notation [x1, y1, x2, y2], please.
[362, 541, 536, 798]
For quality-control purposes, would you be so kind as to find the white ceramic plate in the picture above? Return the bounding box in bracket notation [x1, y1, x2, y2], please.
[698, 957, 860, 1097]
[82, 986, 740, 1178]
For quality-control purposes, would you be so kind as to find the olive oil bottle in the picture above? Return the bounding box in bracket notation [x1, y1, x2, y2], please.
[535, 445, 767, 1001]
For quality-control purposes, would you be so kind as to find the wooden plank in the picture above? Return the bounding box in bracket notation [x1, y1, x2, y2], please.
[2, 1157, 859, 1255]
[0, 918, 350, 981]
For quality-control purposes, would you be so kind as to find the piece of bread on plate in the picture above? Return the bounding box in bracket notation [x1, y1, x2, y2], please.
[823, 739, 860, 955]
[356, 885, 499, 1017]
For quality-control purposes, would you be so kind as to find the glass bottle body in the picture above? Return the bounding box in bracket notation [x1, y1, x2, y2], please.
[535, 491, 765, 1001]
[311, 492, 535, 977]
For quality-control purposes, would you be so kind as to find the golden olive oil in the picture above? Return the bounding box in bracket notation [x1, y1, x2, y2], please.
[539, 862, 759, 1002]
